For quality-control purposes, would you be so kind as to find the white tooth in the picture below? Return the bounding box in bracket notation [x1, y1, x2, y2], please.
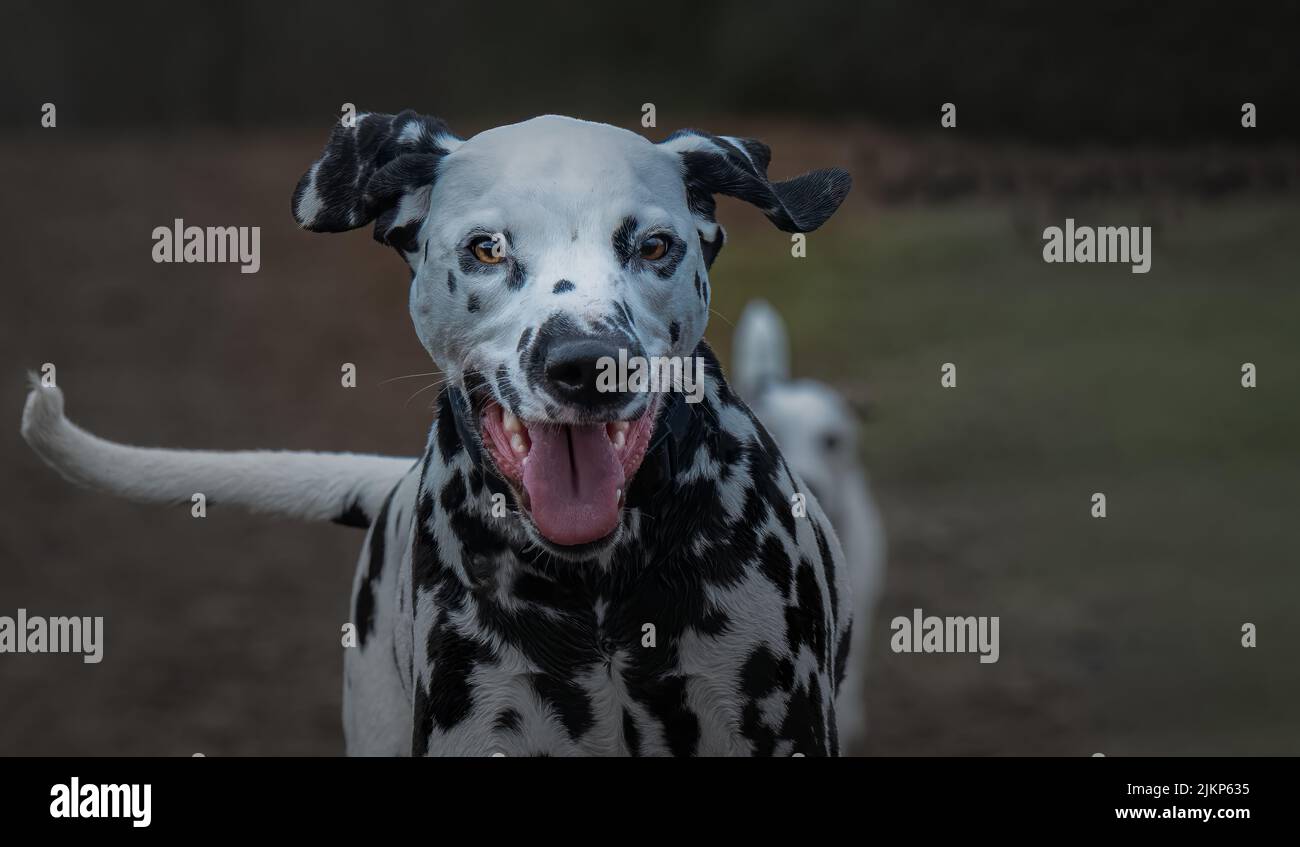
[612, 430, 626, 450]
[503, 409, 521, 433]
[615, 488, 622, 505]
[612, 421, 630, 433]
[510, 433, 528, 455]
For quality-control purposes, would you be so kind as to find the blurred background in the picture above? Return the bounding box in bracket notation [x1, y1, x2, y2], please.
[1, 1, 1297, 755]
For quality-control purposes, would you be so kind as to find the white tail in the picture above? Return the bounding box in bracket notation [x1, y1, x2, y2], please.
[20, 380, 415, 527]
[731, 299, 791, 403]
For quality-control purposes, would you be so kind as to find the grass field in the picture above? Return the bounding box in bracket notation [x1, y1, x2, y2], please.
[711, 201, 1300, 754]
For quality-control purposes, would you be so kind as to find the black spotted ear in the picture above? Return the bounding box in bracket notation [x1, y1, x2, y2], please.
[660, 130, 852, 256]
[291, 110, 460, 255]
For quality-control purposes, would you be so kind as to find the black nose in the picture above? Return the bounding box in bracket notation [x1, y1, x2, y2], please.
[544, 337, 633, 409]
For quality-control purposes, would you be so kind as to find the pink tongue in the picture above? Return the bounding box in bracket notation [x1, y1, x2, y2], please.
[523, 424, 624, 546]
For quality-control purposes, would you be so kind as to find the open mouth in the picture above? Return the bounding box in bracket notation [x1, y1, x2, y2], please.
[478, 397, 658, 547]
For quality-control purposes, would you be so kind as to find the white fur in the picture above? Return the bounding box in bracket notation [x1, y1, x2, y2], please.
[732, 300, 886, 752]
[409, 116, 711, 420]
[20, 380, 414, 525]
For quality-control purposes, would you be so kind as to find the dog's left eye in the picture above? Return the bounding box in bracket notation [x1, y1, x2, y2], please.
[639, 235, 670, 261]
[470, 235, 506, 265]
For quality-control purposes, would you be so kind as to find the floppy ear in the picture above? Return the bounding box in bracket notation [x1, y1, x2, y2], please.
[291, 109, 461, 255]
[660, 129, 851, 265]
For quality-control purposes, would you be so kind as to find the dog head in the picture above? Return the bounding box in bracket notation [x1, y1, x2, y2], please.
[293, 111, 850, 551]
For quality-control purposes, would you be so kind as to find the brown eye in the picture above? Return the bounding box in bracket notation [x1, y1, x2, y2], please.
[471, 235, 505, 265]
[639, 235, 669, 261]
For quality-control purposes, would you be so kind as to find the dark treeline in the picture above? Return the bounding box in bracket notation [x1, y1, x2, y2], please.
[2, 0, 1295, 144]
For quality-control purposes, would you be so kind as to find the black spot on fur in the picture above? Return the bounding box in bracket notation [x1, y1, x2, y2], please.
[506, 257, 528, 291]
[385, 220, 423, 255]
[446, 270, 456, 293]
[669, 321, 680, 345]
[623, 709, 642, 757]
[786, 561, 828, 671]
[333, 498, 369, 528]
[449, 507, 510, 564]
[411, 491, 442, 591]
[697, 607, 730, 637]
[353, 488, 396, 647]
[700, 228, 725, 267]
[741, 701, 776, 757]
[495, 364, 522, 415]
[552, 279, 575, 294]
[634, 674, 699, 757]
[467, 293, 480, 313]
[781, 674, 828, 755]
[435, 392, 464, 463]
[439, 471, 467, 513]
[531, 673, 596, 741]
[812, 519, 838, 630]
[741, 644, 780, 700]
[421, 626, 495, 732]
[758, 535, 793, 599]
[495, 708, 523, 733]
[610, 301, 634, 333]
[612, 216, 638, 265]
[739, 645, 783, 756]
[517, 327, 533, 352]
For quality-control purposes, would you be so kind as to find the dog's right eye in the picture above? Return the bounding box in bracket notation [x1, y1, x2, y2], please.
[638, 235, 670, 261]
[470, 235, 506, 265]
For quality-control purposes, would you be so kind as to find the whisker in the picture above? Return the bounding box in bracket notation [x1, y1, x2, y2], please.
[379, 371, 446, 386]
[708, 308, 735, 328]
[403, 381, 446, 407]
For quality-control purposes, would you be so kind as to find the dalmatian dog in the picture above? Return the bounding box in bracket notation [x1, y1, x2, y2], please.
[21, 111, 853, 756]
[731, 300, 886, 753]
